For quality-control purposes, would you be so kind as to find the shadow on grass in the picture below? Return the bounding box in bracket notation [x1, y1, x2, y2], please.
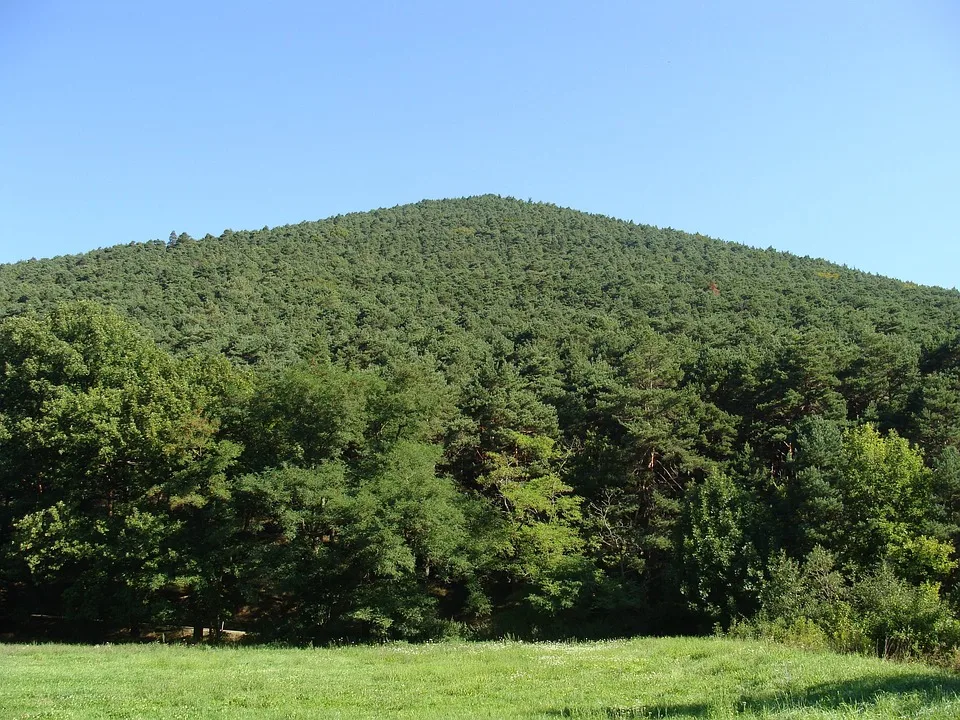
[757, 672, 960, 709]
[548, 672, 960, 718]
[0, 614, 108, 644]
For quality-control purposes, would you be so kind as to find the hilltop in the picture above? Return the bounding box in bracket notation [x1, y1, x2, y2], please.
[2, 196, 958, 366]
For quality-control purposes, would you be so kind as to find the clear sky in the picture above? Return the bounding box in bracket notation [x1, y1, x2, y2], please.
[1, 1, 958, 288]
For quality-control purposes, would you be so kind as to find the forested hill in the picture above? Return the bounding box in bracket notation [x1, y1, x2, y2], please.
[2, 195, 958, 368]
[5, 195, 960, 652]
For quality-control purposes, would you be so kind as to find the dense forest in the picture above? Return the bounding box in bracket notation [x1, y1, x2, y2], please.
[3, 196, 960, 658]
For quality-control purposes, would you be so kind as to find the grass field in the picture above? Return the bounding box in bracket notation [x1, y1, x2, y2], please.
[1, 637, 959, 719]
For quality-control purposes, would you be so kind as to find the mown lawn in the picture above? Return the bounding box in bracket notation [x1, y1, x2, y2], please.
[1, 637, 958, 719]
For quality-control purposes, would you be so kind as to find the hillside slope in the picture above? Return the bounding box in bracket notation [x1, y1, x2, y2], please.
[2, 196, 958, 366]
[4, 196, 960, 646]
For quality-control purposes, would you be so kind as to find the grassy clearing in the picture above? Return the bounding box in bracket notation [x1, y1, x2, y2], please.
[1, 637, 958, 719]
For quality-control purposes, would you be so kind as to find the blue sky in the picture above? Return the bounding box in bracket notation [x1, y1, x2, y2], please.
[1, 1, 958, 288]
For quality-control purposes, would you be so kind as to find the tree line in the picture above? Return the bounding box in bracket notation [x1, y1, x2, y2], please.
[2, 197, 960, 659]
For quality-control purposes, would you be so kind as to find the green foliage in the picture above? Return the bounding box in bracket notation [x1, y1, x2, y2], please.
[679, 471, 761, 628]
[852, 566, 960, 659]
[235, 443, 487, 642]
[480, 430, 595, 634]
[750, 548, 960, 661]
[789, 423, 955, 581]
[3, 197, 960, 655]
[0, 303, 241, 629]
[236, 361, 371, 468]
[753, 548, 857, 651]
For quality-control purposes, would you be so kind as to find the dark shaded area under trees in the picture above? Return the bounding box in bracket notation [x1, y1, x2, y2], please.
[2, 196, 960, 659]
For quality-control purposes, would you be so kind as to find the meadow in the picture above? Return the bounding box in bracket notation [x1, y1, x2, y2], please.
[2, 637, 959, 719]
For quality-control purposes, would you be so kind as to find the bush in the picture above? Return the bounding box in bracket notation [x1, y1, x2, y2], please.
[744, 547, 960, 662]
[728, 615, 831, 650]
[851, 565, 960, 659]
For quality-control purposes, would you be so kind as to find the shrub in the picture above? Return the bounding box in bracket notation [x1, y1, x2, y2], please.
[745, 548, 960, 662]
[851, 565, 960, 659]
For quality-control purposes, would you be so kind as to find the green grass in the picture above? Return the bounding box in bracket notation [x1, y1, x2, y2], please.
[1, 637, 958, 719]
